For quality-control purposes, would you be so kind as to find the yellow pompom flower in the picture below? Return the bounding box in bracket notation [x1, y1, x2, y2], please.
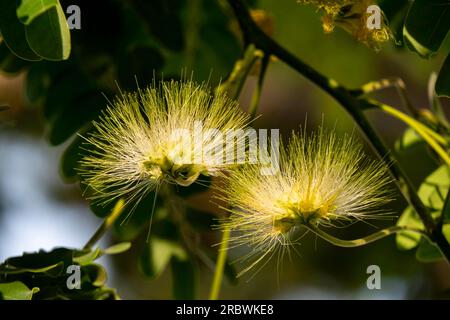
[79, 80, 251, 206]
[216, 128, 392, 276]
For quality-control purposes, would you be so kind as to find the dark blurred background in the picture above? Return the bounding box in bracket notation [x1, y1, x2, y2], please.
[1, 0, 449, 299]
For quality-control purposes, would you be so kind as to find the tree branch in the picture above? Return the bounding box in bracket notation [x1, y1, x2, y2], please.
[225, 0, 450, 260]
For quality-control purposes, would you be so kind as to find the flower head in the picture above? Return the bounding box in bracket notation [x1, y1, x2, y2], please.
[298, 0, 392, 50]
[216, 128, 392, 276]
[79, 80, 251, 206]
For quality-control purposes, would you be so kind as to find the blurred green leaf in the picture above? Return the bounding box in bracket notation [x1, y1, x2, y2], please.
[445, 224, 450, 241]
[103, 242, 132, 255]
[16, 0, 58, 25]
[436, 54, 450, 97]
[397, 165, 450, 250]
[418, 165, 450, 211]
[0, 0, 41, 61]
[171, 257, 196, 300]
[415, 225, 450, 263]
[139, 236, 187, 279]
[73, 248, 102, 266]
[403, 0, 450, 58]
[395, 127, 438, 187]
[396, 207, 423, 250]
[1, 248, 72, 274]
[379, 0, 410, 43]
[73, 243, 131, 266]
[0, 281, 39, 300]
[416, 238, 443, 262]
[84, 264, 108, 287]
[0, 247, 120, 300]
[0, 262, 64, 276]
[24, 2, 71, 60]
[395, 127, 423, 152]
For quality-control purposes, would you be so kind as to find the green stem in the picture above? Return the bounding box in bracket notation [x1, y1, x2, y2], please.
[248, 53, 269, 119]
[210, 39, 270, 299]
[209, 227, 231, 300]
[83, 199, 125, 250]
[216, 44, 263, 100]
[304, 223, 428, 248]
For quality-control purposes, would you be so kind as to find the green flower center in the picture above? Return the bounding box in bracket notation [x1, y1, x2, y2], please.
[143, 156, 203, 187]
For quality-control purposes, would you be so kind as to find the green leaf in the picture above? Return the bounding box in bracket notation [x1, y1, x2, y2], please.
[436, 54, 450, 97]
[395, 127, 423, 152]
[416, 238, 443, 262]
[40, 61, 98, 143]
[0, 248, 120, 300]
[0, 261, 64, 276]
[84, 264, 108, 287]
[171, 257, 197, 300]
[427, 72, 450, 128]
[0, 248, 72, 278]
[416, 223, 450, 262]
[395, 127, 438, 187]
[103, 242, 131, 255]
[445, 224, 450, 241]
[24, 2, 71, 60]
[16, 0, 58, 25]
[403, 0, 450, 58]
[418, 165, 450, 211]
[445, 199, 450, 224]
[379, 0, 410, 23]
[73, 248, 102, 266]
[0, 0, 41, 60]
[379, 0, 410, 43]
[0, 281, 39, 300]
[397, 166, 450, 251]
[73, 244, 130, 266]
[396, 207, 423, 250]
[139, 237, 186, 279]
